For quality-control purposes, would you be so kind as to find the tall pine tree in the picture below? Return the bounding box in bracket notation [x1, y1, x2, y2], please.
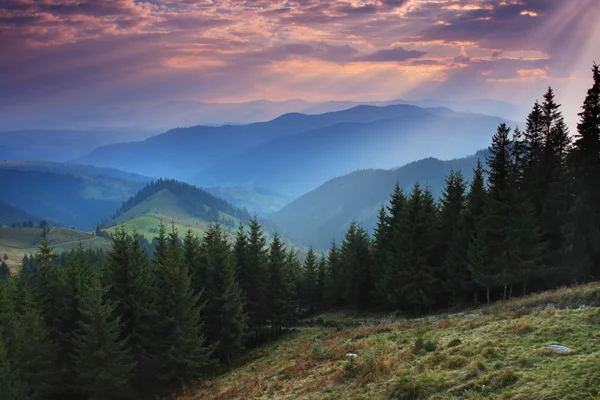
[201, 223, 247, 364]
[564, 63, 600, 281]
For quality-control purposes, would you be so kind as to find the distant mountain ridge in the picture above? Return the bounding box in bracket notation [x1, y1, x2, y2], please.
[76, 104, 447, 179]
[271, 150, 490, 249]
[76, 104, 510, 192]
[195, 109, 506, 195]
[2, 97, 522, 131]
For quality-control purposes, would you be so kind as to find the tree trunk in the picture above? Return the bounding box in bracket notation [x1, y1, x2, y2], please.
[486, 287, 490, 305]
[509, 285, 513, 300]
[474, 289, 478, 304]
[503, 285, 507, 301]
[522, 283, 527, 296]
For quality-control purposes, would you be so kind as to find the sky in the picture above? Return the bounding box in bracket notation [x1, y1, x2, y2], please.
[1, 0, 599, 128]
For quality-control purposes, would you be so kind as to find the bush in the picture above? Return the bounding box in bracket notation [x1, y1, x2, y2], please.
[387, 373, 443, 400]
[413, 336, 437, 354]
[442, 355, 468, 370]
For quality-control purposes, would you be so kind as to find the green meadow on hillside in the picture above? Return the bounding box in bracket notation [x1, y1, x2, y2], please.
[0, 227, 111, 270]
[184, 284, 600, 400]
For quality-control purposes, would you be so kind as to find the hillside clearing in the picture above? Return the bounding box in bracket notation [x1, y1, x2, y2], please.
[183, 284, 600, 400]
[0, 227, 111, 270]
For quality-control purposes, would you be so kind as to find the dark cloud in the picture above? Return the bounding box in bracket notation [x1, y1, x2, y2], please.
[361, 47, 426, 62]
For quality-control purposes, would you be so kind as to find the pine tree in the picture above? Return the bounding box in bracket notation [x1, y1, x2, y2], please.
[241, 217, 268, 332]
[59, 245, 99, 398]
[32, 231, 71, 396]
[341, 222, 373, 309]
[396, 183, 438, 314]
[324, 240, 344, 308]
[302, 247, 319, 312]
[539, 88, 571, 283]
[0, 332, 29, 400]
[284, 249, 303, 320]
[470, 124, 544, 303]
[378, 184, 409, 310]
[266, 233, 293, 333]
[564, 63, 600, 281]
[446, 160, 487, 303]
[105, 227, 156, 397]
[152, 225, 212, 395]
[19, 254, 37, 287]
[436, 169, 466, 305]
[233, 222, 249, 284]
[316, 255, 327, 310]
[201, 223, 246, 364]
[0, 278, 55, 399]
[72, 276, 134, 400]
[183, 229, 205, 297]
[152, 221, 168, 269]
[372, 205, 391, 306]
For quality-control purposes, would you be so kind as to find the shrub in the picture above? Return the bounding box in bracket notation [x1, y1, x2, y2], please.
[512, 319, 535, 334]
[442, 355, 468, 370]
[413, 336, 437, 354]
[387, 373, 443, 400]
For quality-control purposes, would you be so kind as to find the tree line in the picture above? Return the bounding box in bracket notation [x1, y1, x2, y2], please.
[0, 64, 598, 399]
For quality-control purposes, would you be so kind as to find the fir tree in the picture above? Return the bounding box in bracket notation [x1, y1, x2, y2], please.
[372, 205, 391, 306]
[266, 233, 293, 333]
[152, 221, 168, 269]
[398, 183, 438, 314]
[201, 223, 246, 364]
[284, 249, 303, 321]
[241, 217, 268, 332]
[436, 169, 466, 305]
[0, 278, 55, 399]
[32, 231, 71, 396]
[564, 63, 600, 281]
[183, 229, 205, 297]
[105, 227, 156, 397]
[539, 88, 571, 282]
[446, 160, 487, 303]
[341, 222, 373, 309]
[302, 247, 319, 312]
[72, 276, 134, 400]
[152, 225, 212, 395]
[0, 332, 29, 400]
[324, 240, 344, 308]
[316, 255, 327, 310]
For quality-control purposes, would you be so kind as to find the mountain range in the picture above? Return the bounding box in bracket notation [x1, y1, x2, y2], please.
[76, 104, 509, 194]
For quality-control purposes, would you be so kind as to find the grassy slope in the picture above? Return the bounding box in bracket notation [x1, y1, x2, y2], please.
[184, 284, 600, 400]
[106, 189, 242, 241]
[0, 227, 111, 270]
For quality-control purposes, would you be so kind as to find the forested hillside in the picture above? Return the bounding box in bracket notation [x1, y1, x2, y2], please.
[0, 168, 145, 230]
[0, 202, 46, 227]
[273, 150, 490, 249]
[0, 65, 599, 400]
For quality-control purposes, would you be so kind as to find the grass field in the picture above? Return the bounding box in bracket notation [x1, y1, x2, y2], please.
[183, 283, 600, 400]
[0, 227, 111, 271]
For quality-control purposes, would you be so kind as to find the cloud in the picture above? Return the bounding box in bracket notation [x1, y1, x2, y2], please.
[0, 0, 598, 128]
[360, 47, 426, 62]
